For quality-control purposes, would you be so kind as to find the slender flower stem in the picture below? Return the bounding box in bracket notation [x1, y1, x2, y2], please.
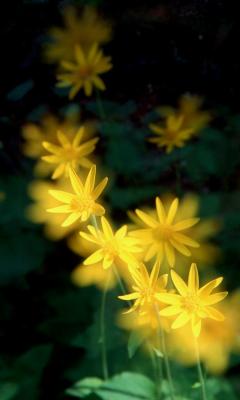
[195, 337, 208, 400]
[113, 265, 132, 308]
[155, 305, 175, 400]
[148, 344, 162, 398]
[91, 214, 99, 231]
[96, 89, 106, 120]
[99, 272, 110, 380]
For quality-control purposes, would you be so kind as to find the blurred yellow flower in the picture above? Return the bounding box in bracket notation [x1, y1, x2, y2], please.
[22, 112, 96, 177]
[158, 94, 211, 134]
[57, 43, 112, 98]
[167, 290, 240, 374]
[48, 166, 108, 226]
[130, 197, 199, 268]
[42, 127, 98, 179]
[158, 263, 228, 337]
[80, 216, 141, 270]
[119, 261, 168, 315]
[26, 179, 81, 240]
[129, 194, 221, 273]
[71, 263, 116, 291]
[44, 6, 112, 64]
[149, 114, 194, 153]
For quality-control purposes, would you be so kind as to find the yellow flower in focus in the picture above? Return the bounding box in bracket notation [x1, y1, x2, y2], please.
[149, 114, 194, 153]
[118, 261, 168, 316]
[48, 166, 108, 226]
[26, 179, 81, 240]
[44, 6, 112, 64]
[130, 197, 200, 268]
[57, 44, 112, 98]
[42, 128, 98, 179]
[158, 94, 211, 134]
[167, 290, 240, 374]
[158, 263, 228, 337]
[80, 216, 141, 270]
[129, 194, 221, 272]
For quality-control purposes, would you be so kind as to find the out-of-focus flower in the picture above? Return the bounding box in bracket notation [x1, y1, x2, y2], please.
[71, 264, 116, 291]
[42, 128, 98, 179]
[80, 216, 141, 270]
[44, 6, 112, 64]
[129, 194, 221, 273]
[22, 112, 96, 177]
[26, 179, 81, 240]
[48, 166, 108, 226]
[0, 191, 6, 201]
[57, 43, 112, 98]
[149, 115, 194, 153]
[130, 197, 199, 268]
[158, 263, 228, 337]
[158, 94, 211, 134]
[167, 290, 240, 374]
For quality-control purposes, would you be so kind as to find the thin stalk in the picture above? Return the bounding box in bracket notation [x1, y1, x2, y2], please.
[155, 305, 175, 400]
[195, 337, 208, 400]
[91, 214, 99, 231]
[148, 344, 161, 398]
[96, 89, 106, 120]
[99, 272, 110, 380]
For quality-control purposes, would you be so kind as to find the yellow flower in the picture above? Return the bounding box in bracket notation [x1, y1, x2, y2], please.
[158, 94, 211, 134]
[158, 263, 228, 337]
[149, 114, 194, 153]
[118, 261, 168, 316]
[21, 112, 96, 177]
[42, 128, 98, 179]
[44, 6, 112, 64]
[26, 179, 81, 240]
[57, 43, 112, 98]
[48, 166, 108, 226]
[129, 193, 220, 273]
[71, 263, 116, 291]
[80, 216, 141, 270]
[167, 290, 240, 374]
[130, 197, 200, 268]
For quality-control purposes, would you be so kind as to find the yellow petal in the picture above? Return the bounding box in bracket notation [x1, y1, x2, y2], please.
[52, 163, 65, 179]
[101, 216, 114, 239]
[47, 205, 72, 213]
[192, 318, 201, 337]
[57, 131, 70, 147]
[198, 277, 223, 296]
[174, 232, 200, 248]
[156, 197, 166, 223]
[135, 209, 158, 228]
[159, 305, 180, 316]
[188, 263, 199, 292]
[203, 291, 228, 306]
[75, 45, 86, 65]
[62, 213, 80, 227]
[115, 225, 128, 239]
[172, 312, 190, 329]
[166, 198, 179, 224]
[150, 259, 161, 287]
[84, 165, 96, 194]
[84, 249, 104, 265]
[73, 126, 84, 147]
[206, 306, 225, 321]
[171, 269, 188, 296]
[155, 292, 181, 305]
[92, 177, 108, 200]
[69, 168, 84, 195]
[173, 218, 200, 231]
[169, 239, 191, 256]
[103, 254, 114, 269]
[164, 242, 175, 267]
[118, 292, 140, 301]
[49, 190, 74, 203]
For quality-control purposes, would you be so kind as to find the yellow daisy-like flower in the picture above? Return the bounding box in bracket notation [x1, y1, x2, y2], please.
[158, 263, 228, 337]
[57, 43, 112, 98]
[149, 114, 194, 153]
[118, 261, 168, 315]
[130, 197, 200, 268]
[158, 94, 211, 134]
[42, 127, 98, 179]
[47, 166, 108, 226]
[44, 6, 112, 64]
[80, 216, 141, 270]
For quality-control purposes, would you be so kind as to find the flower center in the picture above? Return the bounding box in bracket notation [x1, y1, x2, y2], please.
[103, 240, 118, 258]
[79, 67, 93, 80]
[182, 294, 200, 313]
[70, 196, 94, 212]
[153, 224, 173, 242]
[61, 145, 78, 161]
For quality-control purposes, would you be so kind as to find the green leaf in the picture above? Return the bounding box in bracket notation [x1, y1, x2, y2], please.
[191, 382, 201, 389]
[128, 331, 145, 359]
[0, 383, 19, 400]
[67, 372, 156, 400]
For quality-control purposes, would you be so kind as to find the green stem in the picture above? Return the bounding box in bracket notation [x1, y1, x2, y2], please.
[96, 89, 106, 120]
[99, 272, 110, 380]
[195, 337, 208, 400]
[148, 344, 161, 398]
[91, 214, 99, 231]
[155, 305, 175, 400]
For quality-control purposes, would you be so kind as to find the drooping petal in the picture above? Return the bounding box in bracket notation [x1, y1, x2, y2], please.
[49, 190, 75, 204]
[42, 142, 61, 154]
[174, 232, 200, 248]
[118, 292, 140, 301]
[172, 312, 190, 329]
[206, 306, 225, 321]
[47, 205, 72, 213]
[169, 239, 191, 256]
[62, 212, 81, 227]
[80, 231, 99, 245]
[171, 269, 188, 296]
[84, 249, 104, 265]
[164, 242, 175, 267]
[155, 292, 181, 305]
[52, 163, 65, 179]
[192, 317, 202, 337]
